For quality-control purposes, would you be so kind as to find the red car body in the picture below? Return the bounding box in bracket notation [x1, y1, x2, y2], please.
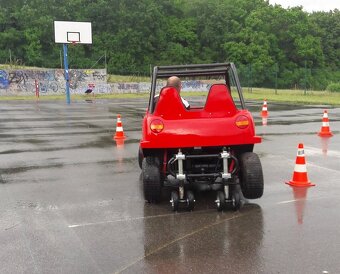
[139, 63, 264, 211]
[141, 84, 261, 149]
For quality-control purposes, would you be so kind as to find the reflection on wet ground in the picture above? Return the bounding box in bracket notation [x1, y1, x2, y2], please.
[0, 99, 340, 273]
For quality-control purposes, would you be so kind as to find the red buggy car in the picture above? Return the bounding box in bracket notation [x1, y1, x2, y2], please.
[139, 63, 263, 211]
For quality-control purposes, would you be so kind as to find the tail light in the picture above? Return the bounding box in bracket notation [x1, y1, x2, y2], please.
[235, 115, 249, 129]
[150, 119, 164, 133]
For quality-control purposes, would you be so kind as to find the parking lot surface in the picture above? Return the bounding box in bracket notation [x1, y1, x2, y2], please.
[1, 98, 340, 273]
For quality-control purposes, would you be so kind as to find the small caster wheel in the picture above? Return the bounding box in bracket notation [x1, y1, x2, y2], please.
[186, 190, 195, 211]
[170, 191, 179, 211]
[231, 191, 241, 211]
[216, 191, 226, 211]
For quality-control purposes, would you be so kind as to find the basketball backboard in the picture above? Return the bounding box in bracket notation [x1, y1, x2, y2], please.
[54, 21, 92, 44]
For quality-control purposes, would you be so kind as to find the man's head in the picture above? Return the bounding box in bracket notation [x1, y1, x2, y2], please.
[166, 76, 181, 92]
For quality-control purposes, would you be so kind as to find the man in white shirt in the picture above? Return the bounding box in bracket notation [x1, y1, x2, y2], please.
[166, 76, 190, 109]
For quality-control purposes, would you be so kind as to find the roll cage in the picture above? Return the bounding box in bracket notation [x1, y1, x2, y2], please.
[148, 63, 246, 113]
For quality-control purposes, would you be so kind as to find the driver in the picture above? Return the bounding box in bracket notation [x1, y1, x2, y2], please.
[166, 76, 190, 109]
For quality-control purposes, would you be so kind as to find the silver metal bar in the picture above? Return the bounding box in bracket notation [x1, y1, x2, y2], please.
[176, 149, 186, 180]
[221, 150, 231, 179]
[179, 186, 184, 200]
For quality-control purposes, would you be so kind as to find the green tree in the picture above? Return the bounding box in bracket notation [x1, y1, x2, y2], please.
[0, 0, 338, 89]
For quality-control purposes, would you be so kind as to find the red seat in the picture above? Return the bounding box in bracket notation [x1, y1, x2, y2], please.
[154, 84, 237, 119]
[204, 84, 237, 116]
[154, 87, 186, 119]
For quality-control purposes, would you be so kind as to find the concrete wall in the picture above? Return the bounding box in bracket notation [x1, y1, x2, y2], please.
[109, 80, 210, 93]
[0, 68, 108, 95]
[0, 68, 210, 95]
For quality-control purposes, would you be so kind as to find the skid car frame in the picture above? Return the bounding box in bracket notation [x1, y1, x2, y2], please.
[139, 63, 264, 211]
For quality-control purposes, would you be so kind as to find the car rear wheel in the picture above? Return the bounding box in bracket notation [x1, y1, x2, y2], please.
[138, 146, 143, 169]
[238, 152, 264, 199]
[142, 156, 162, 203]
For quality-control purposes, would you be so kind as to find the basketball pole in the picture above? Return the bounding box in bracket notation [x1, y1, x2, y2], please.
[63, 43, 71, 104]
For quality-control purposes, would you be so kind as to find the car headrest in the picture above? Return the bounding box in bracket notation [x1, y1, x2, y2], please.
[154, 87, 186, 118]
[204, 84, 236, 115]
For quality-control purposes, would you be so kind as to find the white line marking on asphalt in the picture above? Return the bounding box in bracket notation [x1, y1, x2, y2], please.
[305, 146, 340, 158]
[68, 209, 214, 228]
[277, 196, 327, 205]
[308, 162, 340, 173]
[280, 152, 340, 173]
[277, 199, 298, 205]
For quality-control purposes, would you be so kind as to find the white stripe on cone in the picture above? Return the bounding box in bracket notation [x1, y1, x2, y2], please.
[294, 164, 307, 173]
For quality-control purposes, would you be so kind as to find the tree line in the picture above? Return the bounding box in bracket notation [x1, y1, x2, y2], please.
[0, 0, 339, 89]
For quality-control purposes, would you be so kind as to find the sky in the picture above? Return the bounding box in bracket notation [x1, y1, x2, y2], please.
[268, 0, 340, 12]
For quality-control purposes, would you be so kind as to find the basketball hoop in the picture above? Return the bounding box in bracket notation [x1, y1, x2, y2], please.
[54, 21, 92, 105]
[54, 21, 92, 45]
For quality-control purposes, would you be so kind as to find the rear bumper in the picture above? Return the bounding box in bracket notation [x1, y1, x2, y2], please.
[141, 136, 261, 149]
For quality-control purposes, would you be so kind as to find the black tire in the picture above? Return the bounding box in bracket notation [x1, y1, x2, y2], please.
[186, 190, 195, 211]
[216, 191, 226, 212]
[138, 146, 144, 169]
[171, 191, 179, 211]
[238, 152, 264, 199]
[231, 191, 241, 211]
[142, 156, 162, 203]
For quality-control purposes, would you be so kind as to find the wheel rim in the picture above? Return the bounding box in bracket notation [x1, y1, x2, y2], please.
[186, 191, 195, 210]
[170, 192, 178, 210]
[216, 196, 221, 208]
[232, 196, 236, 207]
[216, 192, 224, 210]
[231, 193, 240, 210]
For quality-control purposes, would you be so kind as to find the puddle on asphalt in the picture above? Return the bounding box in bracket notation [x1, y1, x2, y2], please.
[0, 149, 23, 155]
[0, 174, 5, 184]
[24, 138, 49, 145]
[290, 186, 312, 225]
[255, 119, 323, 126]
[1, 163, 64, 176]
[74, 135, 114, 149]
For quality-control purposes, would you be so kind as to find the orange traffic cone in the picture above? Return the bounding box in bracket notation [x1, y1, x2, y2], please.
[261, 99, 268, 117]
[318, 110, 333, 137]
[113, 114, 126, 140]
[286, 143, 315, 187]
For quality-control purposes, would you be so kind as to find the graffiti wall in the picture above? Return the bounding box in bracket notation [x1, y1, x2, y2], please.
[109, 80, 209, 94]
[0, 68, 210, 95]
[0, 68, 108, 95]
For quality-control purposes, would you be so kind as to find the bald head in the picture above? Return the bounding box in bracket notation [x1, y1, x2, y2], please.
[166, 76, 181, 92]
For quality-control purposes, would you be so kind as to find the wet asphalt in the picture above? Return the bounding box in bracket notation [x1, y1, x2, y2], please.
[0, 97, 340, 274]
